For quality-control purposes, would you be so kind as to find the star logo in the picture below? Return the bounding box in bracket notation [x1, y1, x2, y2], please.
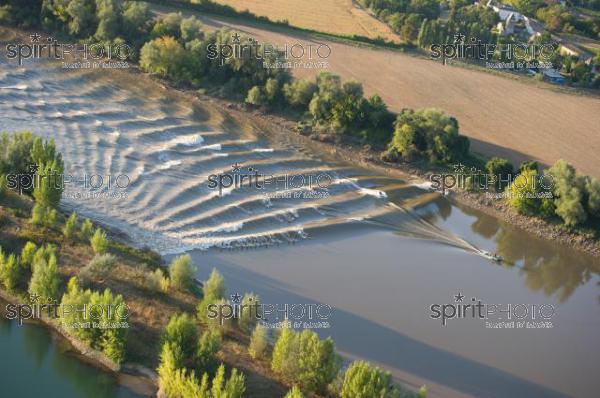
[29, 293, 40, 303]
[230, 292, 242, 304]
[453, 163, 466, 173]
[30, 33, 41, 43]
[29, 163, 39, 174]
[232, 33, 241, 44]
[453, 33, 466, 44]
[454, 293, 465, 302]
[231, 163, 242, 172]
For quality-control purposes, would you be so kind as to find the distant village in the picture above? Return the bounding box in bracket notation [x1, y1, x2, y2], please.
[482, 0, 598, 84]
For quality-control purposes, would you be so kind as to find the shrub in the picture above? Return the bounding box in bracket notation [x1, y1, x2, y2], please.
[30, 204, 57, 228]
[139, 36, 189, 82]
[80, 218, 94, 240]
[163, 313, 199, 361]
[20, 241, 37, 269]
[283, 79, 317, 108]
[80, 254, 117, 283]
[211, 364, 245, 398]
[203, 268, 225, 300]
[507, 169, 545, 216]
[285, 386, 305, 398]
[28, 252, 60, 301]
[169, 254, 195, 291]
[388, 108, 469, 164]
[585, 177, 600, 217]
[63, 212, 78, 239]
[546, 160, 587, 226]
[0, 251, 21, 291]
[248, 324, 268, 360]
[238, 292, 260, 334]
[91, 228, 109, 254]
[340, 361, 391, 398]
[245, 86, 266, 106]
[196, 329, 221, 374]
[60, 277, 128, 363]
[272, 326, 341, 394]
[144, 268, 169, 293]
[485, 157, 514, 191]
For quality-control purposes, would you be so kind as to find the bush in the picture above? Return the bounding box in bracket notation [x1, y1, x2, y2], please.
[0, 251, 21, 291]
[139, 36, 190, 82]
[157, 341, 245, 398]
[163, 313, 199, 361]
[169, 254, 195, 291]
[388, 108, 469, 164]
[30, 204, 57, 228]
[79, 254, 116, 283]
[63, 212, 78, 239]
[271, 326, 341, 394]
[485, 157, 514, 191]
[91, 227, 109, 254]
[196, 329, 221, 374]
[245, 86, 266, 106]
[340, 361, 391, 398]
[28, 252, 60, 301]
[283, 79, 317, 108]
[203, 268, 225, 300]
[60, 277, 128, 363]
[20, 241, 37, 269]
[585, 177, 600, 217]
[507, 169, 546, 216]
[144, 268, 170, 293]
[546, 160, 587, 226]
[285, 386, 305, 398]
[80, 218, 94, 240]
[248, 324, 268, 360]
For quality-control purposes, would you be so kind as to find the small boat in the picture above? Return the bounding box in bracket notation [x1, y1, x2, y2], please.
[480, 250, 502, 263]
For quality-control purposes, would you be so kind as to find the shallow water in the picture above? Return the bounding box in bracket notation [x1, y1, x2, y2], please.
[0, 309, 142, 398]
[1, 59, 599, 397]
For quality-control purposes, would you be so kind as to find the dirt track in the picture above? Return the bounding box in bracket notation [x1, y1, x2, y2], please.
[152, 4, 600, 177]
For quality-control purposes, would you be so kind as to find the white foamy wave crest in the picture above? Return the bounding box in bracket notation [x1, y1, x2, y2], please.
[252, 148, 274, 153]
[200, 144, 222, 151]
[158, 160, 182, 170]
[359, 187, 387, 198]
[412, 181, 433, 190]
[0, 84, 28, 90]
[94, 120, 103, 126]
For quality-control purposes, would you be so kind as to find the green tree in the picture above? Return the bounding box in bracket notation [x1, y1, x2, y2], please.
[180, 16, 204, 42]
[245, 85, 267, 106]
[340, 361, 391, 398]
[203, 268, 225, 300]
[485, 157, 514, 191]
[28, 253, 60, 301]
[546, 160, 587, 226]
[285, 386, 305, 398]
[91, 227, 109, 254]
[283, 79, 317, 108]
[196, 329, 221, 374]
[0, 252, 21, 291]
[248, 324, 268, 359]
[163, 313, 199, 361]
[20, 242, 38, 269]
[140, 36, 190, 82]
[66, 0, 96, 37]
[169, 254, 195, 291]
[80, 218, 94, 240]
[272, 326, 340, 394]
[94, 0, 121, 41]
[585, 177, 600, 217]
[63, 211, 78, 239]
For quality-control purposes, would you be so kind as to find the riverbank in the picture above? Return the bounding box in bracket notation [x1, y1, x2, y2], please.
[0, 193, 290, 398]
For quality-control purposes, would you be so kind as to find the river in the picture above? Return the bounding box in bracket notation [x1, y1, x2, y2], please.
[0, 59, 599, 398]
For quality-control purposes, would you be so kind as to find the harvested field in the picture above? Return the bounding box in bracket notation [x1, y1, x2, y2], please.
[211, 0, 400, 42]
[152, 4, 600, 177]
